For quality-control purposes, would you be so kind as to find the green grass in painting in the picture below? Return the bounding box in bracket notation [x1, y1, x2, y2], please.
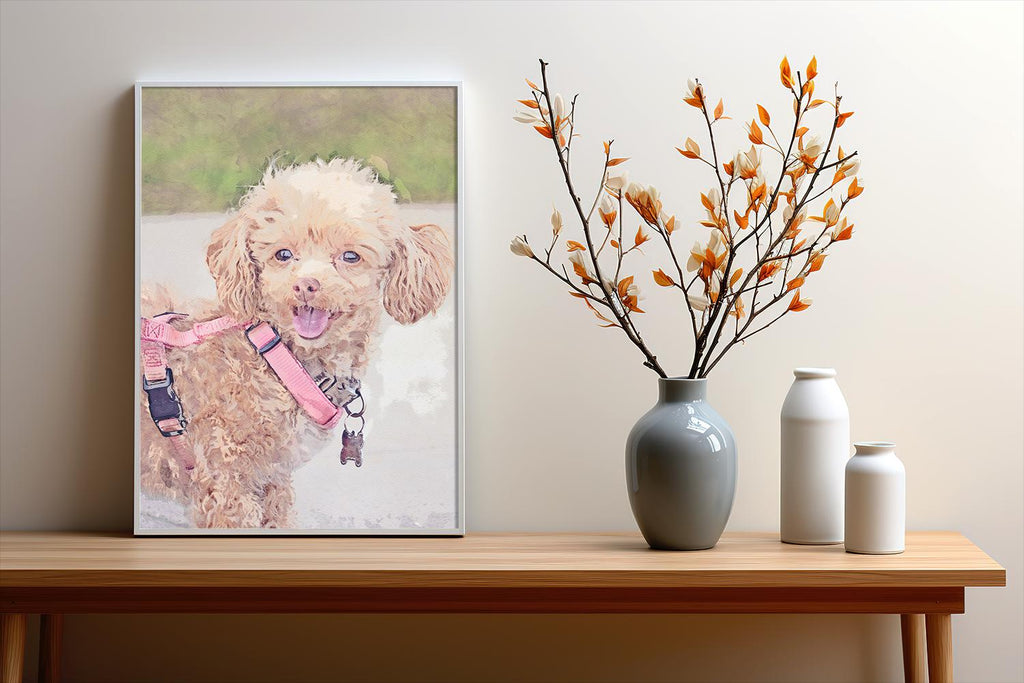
[141, 86, 457, 214]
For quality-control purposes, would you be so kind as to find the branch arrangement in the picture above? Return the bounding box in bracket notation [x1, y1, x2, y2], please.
[511, 57, 862, 378]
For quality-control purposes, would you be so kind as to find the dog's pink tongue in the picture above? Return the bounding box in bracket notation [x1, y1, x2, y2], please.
[293, 306, 330, 339]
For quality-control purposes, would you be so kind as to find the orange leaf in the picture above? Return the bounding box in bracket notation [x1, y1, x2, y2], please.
[729, 268, 744, 288]
[834, 225, 854, 241]
[734, 210, 749, 229]
[780, 56, 795, 88]
[791, 239, 807, 253]
[653, 269, 675, 287]
[757, 104, 771, 126]
[599, 208, 617, 228]
[806, 56, 818, 80]
[787, 290, 811, 312]
[796, 126, 809, 137]
[558, 132, 566, 148]
[608, 157, 629, 167]
[836, 111, 854, 127]
[847, 177, 864, 199]
[809, 253, 827, 272]
[700, 193, 716, 211]
[535, 125, 553, 139]
[714, 99, 724, 120]
[748, 119, 764, 145]
[723, 161, 734, 176]
[823, 198, 839, 225]
[610, 239, 620, 249]
[786, 277, 805, 292]
[729, 296, 746, 319]
[665, 215, 676, 235]
[634, 226, 649, 247]
[807, 99, 828, 109]
[677, 147, 700, 159]
[526, 79, 540, 90]
[758, 262, 780, 281]
[617, 275, 634, 300]
[684, 96, 702, 108]
[624, 297, 644, 314]
[518, 99, 539, 109]
[566, 240, 586, 252]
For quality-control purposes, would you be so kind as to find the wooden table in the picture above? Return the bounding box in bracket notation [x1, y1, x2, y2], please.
[0, 531, 1005, 683]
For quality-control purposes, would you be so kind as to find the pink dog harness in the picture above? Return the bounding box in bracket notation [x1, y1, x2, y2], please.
[243, 322, 343, 429]
[140, 314, 356, 472]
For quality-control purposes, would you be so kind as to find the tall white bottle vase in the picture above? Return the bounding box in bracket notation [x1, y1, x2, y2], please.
[780, 368, 850, 544]
[845, 442, 906, 554]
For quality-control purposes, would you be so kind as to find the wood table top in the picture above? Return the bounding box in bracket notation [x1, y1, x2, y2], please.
[0, 531, 1005, 589]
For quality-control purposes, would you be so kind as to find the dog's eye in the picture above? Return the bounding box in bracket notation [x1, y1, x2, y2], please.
[341, 251, 361, 264]
[275, 249, 293, 262]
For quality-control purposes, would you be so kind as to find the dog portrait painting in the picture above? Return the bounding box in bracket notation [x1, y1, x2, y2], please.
[135, 84, 462, 534]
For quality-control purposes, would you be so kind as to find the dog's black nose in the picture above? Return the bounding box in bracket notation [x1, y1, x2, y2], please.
[293, 278, 321, 296]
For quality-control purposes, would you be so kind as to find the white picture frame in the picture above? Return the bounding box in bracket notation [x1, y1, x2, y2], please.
[134, 82, 464, 535]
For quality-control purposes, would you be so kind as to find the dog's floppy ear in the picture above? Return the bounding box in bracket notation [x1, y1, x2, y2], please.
[384, 223, 453, 324]
[206, 214, 261, 321]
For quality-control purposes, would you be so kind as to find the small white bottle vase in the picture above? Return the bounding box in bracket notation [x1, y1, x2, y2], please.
[845, 442, 906, 554]
[780, 368, 850, 544]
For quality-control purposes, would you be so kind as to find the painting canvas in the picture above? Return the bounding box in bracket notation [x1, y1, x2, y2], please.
[135, 83, 463, 534]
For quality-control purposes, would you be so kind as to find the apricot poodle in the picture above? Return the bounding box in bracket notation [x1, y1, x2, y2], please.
[140, 158, 453, 529]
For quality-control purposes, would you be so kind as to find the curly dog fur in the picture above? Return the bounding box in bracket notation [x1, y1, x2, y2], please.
[140, 158, 453, 529]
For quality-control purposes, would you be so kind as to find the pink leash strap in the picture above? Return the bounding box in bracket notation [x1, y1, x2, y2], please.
[141, 313, 199, 471]
[141, 314, 246, 348]
[245, 322, 343, 429]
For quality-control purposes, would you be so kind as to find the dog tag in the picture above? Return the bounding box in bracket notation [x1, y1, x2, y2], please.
[340, 429, 364, 467]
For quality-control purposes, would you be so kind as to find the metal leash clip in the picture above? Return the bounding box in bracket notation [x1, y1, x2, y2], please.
[339, 386, 366, 467]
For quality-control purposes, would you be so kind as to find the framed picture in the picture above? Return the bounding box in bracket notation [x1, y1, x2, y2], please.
[134, 82, 464, 535]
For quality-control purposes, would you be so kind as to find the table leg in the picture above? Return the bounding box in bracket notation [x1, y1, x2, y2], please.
[926, 613, 953, 683]
[38, 615, 63, 683]
[900, 614, 926, 683]
[1, 613, 27, 683]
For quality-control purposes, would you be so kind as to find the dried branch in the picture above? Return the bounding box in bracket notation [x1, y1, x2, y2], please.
[536, 59, 667, 377]
[511, 56, 860, 379]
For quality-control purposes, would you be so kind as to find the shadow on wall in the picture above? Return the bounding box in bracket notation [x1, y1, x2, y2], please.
[73, 87, 136, 529]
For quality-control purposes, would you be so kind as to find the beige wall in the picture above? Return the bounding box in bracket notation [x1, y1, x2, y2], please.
[2, 1, 1021, 681]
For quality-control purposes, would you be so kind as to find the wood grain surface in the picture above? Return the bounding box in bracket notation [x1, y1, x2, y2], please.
[0, 531, 1005, 590]
[926, 613, 955, 683]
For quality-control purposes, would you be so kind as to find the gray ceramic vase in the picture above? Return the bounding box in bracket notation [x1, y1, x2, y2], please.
[625, 377, 737, 550]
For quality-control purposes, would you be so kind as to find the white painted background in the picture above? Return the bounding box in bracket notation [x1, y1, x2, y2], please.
[1, 2, 1021, 681]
